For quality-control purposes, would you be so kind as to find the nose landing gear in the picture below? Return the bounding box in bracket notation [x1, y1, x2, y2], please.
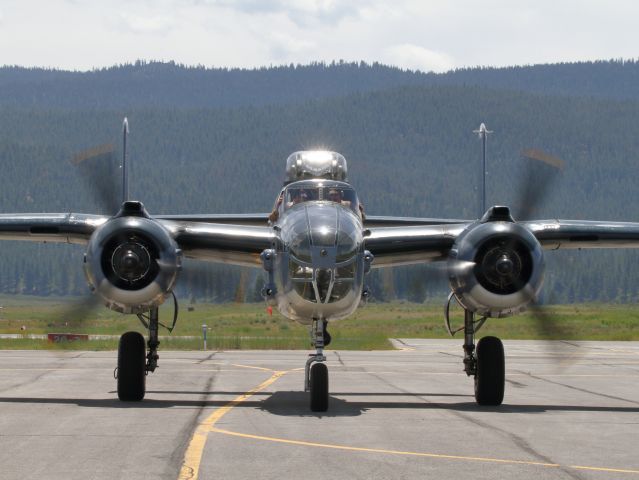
[305, 318, 329, 411]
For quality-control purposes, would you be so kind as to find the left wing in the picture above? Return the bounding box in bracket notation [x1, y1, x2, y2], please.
[365, 219, 639, 268]
[364, 223, 469, 268]
[523, 219, 639, 249]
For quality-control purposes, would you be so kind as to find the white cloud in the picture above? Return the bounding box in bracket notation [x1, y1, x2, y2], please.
[201, 0, 365, 26]
[119, 12, 175, 35]
[267, 31, 316, 61]
[2, 0, 639, 71]
[381, 44, 455, 73]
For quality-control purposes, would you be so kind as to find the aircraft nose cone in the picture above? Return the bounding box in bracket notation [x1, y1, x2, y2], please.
[282, 203, 362, 264]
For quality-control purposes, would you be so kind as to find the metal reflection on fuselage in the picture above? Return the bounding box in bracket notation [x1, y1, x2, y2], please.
[272, 181, 365, 324]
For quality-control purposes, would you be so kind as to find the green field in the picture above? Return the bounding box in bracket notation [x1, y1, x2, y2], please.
[0, 295, 638, 350]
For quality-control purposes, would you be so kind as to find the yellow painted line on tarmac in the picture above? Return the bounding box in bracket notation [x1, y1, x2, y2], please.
[322, 370, 639, 378]
[0, 367, 113, 372]
[230, 364, 275, 372]
[177, 369, 288, 480]
[209, 427, 639, 475]
[572, 465, 639, 474]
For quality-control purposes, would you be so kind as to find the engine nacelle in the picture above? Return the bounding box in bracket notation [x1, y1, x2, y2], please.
[448, 219, 544, 318]
[84, 206, 181, 314]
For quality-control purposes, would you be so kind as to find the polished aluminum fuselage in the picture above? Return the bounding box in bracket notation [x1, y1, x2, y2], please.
[272, 201, 365, 324]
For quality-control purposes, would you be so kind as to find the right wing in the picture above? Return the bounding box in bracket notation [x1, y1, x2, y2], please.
[156, 213, 270, 227]
[0, 213, 107, 245]
[160, 220, 275, 267]
[0, 213, 275, 268]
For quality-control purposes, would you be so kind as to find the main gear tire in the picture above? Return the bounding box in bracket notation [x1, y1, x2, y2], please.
[474, 336, 505, 406]
[117, 331, 146, 401]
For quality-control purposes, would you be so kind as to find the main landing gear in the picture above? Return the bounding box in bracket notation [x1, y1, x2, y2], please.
[305, 319, 330, 412]
[116, 307, 163, 401]
[459, 309, 505, 405]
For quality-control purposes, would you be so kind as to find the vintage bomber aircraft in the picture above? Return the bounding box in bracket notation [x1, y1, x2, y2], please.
[2, 135, 639, 412]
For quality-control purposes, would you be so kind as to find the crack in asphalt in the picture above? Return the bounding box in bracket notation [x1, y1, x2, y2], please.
[518, 370, 639, 406]
[505, 378, 527, 388]
[0, 358, 67, 394]
[196, 352, 217, 364]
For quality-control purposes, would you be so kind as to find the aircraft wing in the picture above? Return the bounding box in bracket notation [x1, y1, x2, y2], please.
[156, 213, 270, 226]
[155, 214, 473, 228]
[522, 219, 639, 249]
[365, 219, 639, 268]
[363, 216, 471, 227]
[364, 223, 469, 267]
[0, 214, 274, 268]
[0, 213, 108, 244]
[160, 220, 274, 267]
[6, 213, 639, 270]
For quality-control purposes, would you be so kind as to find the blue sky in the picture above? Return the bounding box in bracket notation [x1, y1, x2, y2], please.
[1, 0, 637, 71]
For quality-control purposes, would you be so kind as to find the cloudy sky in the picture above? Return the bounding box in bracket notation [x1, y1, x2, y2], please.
[0, 0, 637, 72]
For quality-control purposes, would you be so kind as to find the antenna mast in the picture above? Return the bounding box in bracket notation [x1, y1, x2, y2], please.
[473, 122, 492, 218]
[122, 117, 129, 203]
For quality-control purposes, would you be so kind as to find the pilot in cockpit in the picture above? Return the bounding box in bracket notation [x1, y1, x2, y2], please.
[287, 189, 309, 208]
[327, 188, 351, 208]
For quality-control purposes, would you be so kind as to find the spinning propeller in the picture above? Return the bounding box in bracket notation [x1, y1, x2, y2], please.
[61, 119, 185, 328]
[443, 147, 578, 360]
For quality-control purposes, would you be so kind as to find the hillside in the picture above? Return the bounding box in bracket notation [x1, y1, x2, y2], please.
[1, 59, 639, 110]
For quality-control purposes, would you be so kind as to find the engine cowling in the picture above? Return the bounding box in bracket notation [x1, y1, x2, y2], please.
[448, 220, 544, 318]
[84, 210, 181, 314]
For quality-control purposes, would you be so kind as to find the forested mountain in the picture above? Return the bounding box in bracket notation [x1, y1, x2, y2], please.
[1, 60, 639, 303]
[1, 59, 639, 110]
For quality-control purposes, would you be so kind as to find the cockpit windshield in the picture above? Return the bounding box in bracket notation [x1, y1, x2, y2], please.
[282, 181, 360, 215]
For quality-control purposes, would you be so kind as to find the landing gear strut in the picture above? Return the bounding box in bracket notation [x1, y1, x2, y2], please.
[461, 309, 505, 406]
[305, 318, 329, 412]
[116, 306, 164, 402]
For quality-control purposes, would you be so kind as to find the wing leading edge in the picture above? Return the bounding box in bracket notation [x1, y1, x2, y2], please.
[0, 213, 108, 244]
[0, 214, 274, 268]
[365, 219, 639, 268]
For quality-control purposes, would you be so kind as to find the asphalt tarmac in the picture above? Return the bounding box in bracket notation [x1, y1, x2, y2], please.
[0, 339, 638, 480]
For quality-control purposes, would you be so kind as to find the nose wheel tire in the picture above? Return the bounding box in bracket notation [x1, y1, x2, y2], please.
[474, 336, 505, 405]
[310, 362, 329, 412]
[117, 331, 146, 401]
